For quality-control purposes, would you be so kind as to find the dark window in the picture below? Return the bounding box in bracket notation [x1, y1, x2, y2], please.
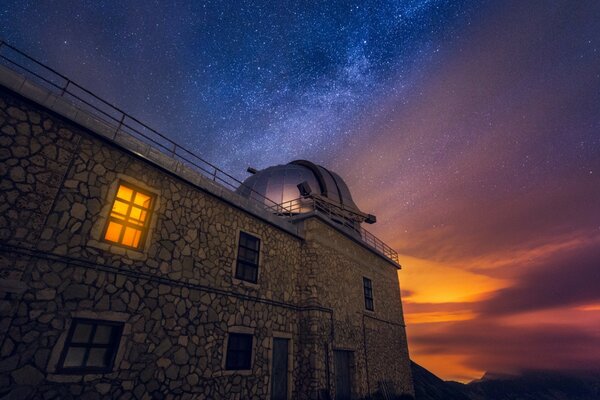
[363, 277, 374, 311]
[235, 232, 260, 283]
[58, 319, 123, 373]
[225, 333, 253, 370]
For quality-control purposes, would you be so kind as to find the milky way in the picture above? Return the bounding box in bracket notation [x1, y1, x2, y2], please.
[1, 0, 475, 176]
[2, 0, 600, 382]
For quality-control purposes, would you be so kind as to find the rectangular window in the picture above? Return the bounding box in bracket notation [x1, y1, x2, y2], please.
[235, 232, 260, 283]
[103, 183, 154, 249]
[225, 333, 253, 370]
[58, 318, 123, 373]
[363, 277, 374, 311]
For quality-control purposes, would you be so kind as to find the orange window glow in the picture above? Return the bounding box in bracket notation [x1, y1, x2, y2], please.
[103, 183, 154, 249]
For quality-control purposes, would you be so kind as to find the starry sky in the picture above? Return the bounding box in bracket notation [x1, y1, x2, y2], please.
[2, 0, 600, 382]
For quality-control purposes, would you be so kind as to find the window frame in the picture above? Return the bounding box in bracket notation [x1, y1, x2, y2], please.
[363, 277, 374, 311]
[56, 318, 124, 374]
[101, 181, 155, 250]
[225, 332, 254, 371]
[235, 231, 261, 284]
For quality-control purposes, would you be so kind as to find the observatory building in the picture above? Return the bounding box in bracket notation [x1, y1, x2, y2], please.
[0, 43, 413, 400]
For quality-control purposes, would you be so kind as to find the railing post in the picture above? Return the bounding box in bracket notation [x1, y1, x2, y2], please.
[60, 79, 70, 96]
[114, 114, 125, 140]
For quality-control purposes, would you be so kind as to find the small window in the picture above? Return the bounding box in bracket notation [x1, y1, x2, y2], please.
[363, 277, 374, 311]
[58, 319, 123, 373]
[225, 333, 253, 370]
[235, 232, 260, 283]
[103, 183, 154, 249]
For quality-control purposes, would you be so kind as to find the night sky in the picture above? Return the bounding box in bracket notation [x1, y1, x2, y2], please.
[2, 0, 600, 382]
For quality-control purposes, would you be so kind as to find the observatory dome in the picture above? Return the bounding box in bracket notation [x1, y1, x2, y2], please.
[235, 160, 362, 213]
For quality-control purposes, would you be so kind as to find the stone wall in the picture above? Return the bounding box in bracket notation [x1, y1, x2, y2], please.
[301, 217, 414, 398]
[0, 82, 414, 400]
[0, 86, 303, 399]
[1, 251, 299, 399]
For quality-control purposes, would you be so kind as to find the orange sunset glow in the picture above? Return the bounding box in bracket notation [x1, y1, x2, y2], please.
[332, 1, 600, 382]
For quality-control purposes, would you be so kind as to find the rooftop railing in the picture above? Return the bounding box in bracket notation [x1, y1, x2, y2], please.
[266, 197, 400, 265]
[0, 40, 400, 266]
[0, 40, 283, 211]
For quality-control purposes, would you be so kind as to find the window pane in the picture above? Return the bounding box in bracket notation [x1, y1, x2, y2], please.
[239, 234, 248, 248]
[132, 229, 141, 248]
[104, 221, 123, 242]
[72, 323, 93, 343]
[129, 206, 143, 221]
[116, 185, 133, 202]
[111, 200, 130, 217]
[235, 263, 246, 280]
[86, 348, 109, 368]
[240, 232, 259, 251]
[122, 226, 142, 247]
[247, 237, 259, 251]
[63, 347, 86, 367]
[239, 248, 257, 263]
[133, 192, 151, 208]
[247, 267, 257, 282]
[237, 263, 257, 283]
[93, 325, 113, 344]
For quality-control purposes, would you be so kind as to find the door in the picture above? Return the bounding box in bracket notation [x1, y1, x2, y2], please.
[271, 338, 289, 400]
[334, 350, 352, 400]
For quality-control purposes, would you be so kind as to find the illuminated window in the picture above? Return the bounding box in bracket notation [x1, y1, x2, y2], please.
[235, 232, 260, 283]
[363, 277, 374, 311]
[58, 319, 123, 373]
[103, 183, 154, 249]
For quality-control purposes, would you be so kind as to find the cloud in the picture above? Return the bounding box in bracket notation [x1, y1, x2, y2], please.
[410, 314, 600, 376]
[477, 242, 600, 315]
[404, 236, 600, 379]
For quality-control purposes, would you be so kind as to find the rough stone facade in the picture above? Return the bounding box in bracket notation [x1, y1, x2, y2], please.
[0, 72, 413, 399]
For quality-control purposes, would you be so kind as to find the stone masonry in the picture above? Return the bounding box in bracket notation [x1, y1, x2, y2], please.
[0, 67, 413, 400]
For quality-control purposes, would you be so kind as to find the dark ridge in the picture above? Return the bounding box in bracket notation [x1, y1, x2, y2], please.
[411, 360, 600, 400]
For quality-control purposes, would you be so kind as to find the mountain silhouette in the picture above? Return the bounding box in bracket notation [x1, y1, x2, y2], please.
[411, 360, 600, 400]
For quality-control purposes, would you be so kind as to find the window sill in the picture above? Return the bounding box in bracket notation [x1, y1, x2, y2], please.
[87, 239, 147, 261]
[232, 277, 260, 289]
[46, 371, 116, 383]
[216, 369, 254, 377]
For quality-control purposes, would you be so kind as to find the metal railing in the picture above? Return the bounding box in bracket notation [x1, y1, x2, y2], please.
[0, 40, 282, 211]
[0, 40, 400, 266]
[266, 197, 400, 265]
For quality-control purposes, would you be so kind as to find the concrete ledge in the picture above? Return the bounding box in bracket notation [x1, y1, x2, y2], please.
[73, 110, 116, 139]
[0, 64, 25, 92]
